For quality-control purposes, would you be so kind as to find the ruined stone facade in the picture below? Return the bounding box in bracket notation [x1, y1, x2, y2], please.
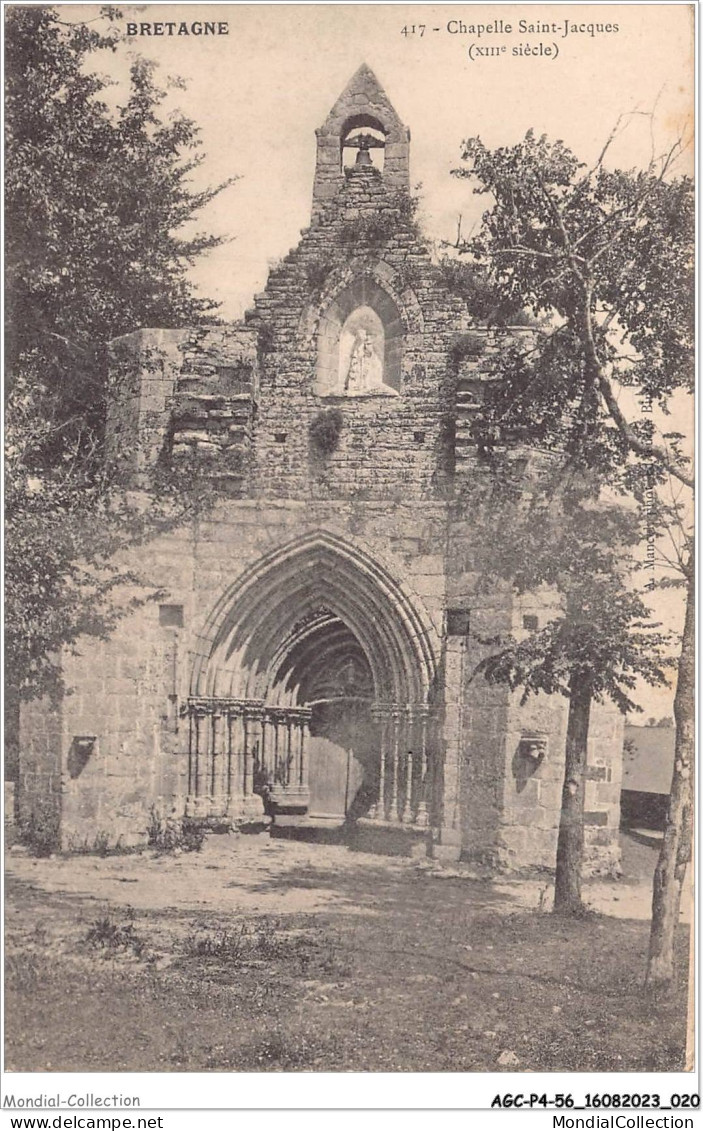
[19, 66, 623, 871]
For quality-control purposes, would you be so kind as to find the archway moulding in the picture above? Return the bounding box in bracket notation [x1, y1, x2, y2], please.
[299, 262, 424, 349]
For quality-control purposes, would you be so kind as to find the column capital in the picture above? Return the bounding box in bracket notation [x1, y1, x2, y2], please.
[371, 700, 402, 720]
[263, 705, 313, 725]
[187, 696, 267, 718]
[264, 706, 287, 725]
[243, 701, 266, 723]
[406, 703, 436, 722]
[187, 698, 214, 718]
[289, 707, 313, 725]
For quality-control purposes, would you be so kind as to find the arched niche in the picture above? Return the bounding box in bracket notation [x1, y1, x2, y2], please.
[268, 613, 376, 819]
[316, 277, 403, 396]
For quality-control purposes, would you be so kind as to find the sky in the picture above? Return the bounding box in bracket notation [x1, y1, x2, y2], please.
[62, 1, 694, 715]
[81, 2, 694, 317]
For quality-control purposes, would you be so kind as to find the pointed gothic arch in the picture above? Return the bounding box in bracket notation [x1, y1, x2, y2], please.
[186, 532, 441, 828]
[191, 530, 437, 703]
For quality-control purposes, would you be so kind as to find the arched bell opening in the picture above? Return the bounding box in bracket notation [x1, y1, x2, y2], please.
[186, 532, 440, 831]
[311, 66, 410, 219]
[341, 117, 386, 173]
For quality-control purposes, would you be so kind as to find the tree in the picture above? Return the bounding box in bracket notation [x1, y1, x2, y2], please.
[5, 7, 233, 705]
[472, 483, 671, 914]
[453, 124, 693, 977]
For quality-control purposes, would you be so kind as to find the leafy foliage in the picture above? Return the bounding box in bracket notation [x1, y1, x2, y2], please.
[454, 124, 692, 926]
[471, 481, 673, 714]
[439, 258, 536, 327]
[146, 806, 205, 853]
[451, 123, 693, 715]
[83, 913, 146, 958]
[453, 128, 694, 487]
[304, 258, 337, 296]
[310, 409, 344, 455]
[5, 7, 233, 700]
[448, 331, 487, 372]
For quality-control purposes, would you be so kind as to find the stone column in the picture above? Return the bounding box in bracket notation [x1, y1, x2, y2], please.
[237, 702, 266, 823]
[299, 711, 311, 797]
[186, 698, 265, 825]
[210, 706, 225, 818]
[292, 716, 303, 788]
[388, 707, 401, 823]
[267, 708, 283, 805]
[368, 704, 388, 821]
[249, 704, 264, 783]
[284, 718, 293, 787]
[187, 704, 197, 804]
[292, 708, 312, 808]
[415, 708, 430, 828]
[224, 705, 245, 814]
[224, 708, 237, 806]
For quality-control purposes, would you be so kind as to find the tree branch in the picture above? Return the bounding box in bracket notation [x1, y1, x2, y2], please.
[594, 362, 694, 489]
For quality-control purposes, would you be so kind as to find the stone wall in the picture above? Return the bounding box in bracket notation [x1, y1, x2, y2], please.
[243, 165, 469, 503]
[41, 498, 451, 848]
[18, 693, 63, 851]
[583, 700, 624, 874]
[105, 167, 533, 512]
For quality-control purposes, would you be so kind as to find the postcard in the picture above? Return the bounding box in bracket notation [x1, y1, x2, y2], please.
[3, 1, 696, 1116]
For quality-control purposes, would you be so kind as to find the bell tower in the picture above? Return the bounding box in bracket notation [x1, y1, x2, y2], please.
[311, 63, 411, 219]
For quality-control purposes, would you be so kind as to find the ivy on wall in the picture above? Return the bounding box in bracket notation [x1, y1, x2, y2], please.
[310, 408, 344, 455]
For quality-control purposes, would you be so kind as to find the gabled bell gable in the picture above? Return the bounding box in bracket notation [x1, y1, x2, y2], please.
[312, 63, 410, 217]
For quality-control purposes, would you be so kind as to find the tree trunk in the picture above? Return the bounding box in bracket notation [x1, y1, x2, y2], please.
[554, 677, 592, 914]
[4, 680, 21, 788]
[646, 554, 695, 990]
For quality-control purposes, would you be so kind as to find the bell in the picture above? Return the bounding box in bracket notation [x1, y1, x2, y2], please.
[355, 148, 373, 167]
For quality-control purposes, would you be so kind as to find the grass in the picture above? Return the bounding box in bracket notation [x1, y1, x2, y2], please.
[4, 845, 690, 1073]
[83, 913, 147, 959]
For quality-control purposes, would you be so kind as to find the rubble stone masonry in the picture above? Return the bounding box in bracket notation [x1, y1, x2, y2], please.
[19, 65, 623, 873]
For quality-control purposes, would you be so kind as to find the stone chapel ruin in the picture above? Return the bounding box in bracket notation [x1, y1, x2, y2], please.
[19, 65, 624, 869]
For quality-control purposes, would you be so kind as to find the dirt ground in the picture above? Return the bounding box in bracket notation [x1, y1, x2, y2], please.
[4, 831, 692, 1073]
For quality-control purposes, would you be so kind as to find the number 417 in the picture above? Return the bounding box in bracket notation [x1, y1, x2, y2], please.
[401, 24, 425, 36]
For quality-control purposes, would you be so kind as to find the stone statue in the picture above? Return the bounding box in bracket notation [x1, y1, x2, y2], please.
[344, 329, 384, 393]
